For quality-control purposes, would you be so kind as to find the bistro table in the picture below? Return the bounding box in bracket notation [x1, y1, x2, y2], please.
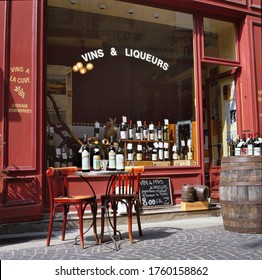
[75, 169, 131, 250]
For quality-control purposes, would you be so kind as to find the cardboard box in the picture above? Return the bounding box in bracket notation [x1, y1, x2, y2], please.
[152, 161, 171, 166]
[126, 160, 153, 166]
[172, 160, 196, 166]
[181, 201, 209, 211]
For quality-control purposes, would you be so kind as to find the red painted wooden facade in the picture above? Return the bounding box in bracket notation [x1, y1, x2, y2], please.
[0, 0, 261, 223]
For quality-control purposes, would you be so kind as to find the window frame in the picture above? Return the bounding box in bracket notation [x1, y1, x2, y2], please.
[200, 15, 241, 66]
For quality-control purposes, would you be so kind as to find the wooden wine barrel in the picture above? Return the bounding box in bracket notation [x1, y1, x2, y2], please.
[181, 184, 196, 202]
[219, 156, 262, 234]
[194, 185, 209, 201]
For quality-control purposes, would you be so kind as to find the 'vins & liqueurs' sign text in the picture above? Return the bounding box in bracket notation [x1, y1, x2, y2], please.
[140, 178, 173, 207]
[81, 47, 169, 71]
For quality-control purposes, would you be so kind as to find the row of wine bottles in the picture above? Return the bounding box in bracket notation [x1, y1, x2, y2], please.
[120, 119, 170, 141]
[81, 134, 194, 172]
[125, 140, 193, 161]
[82, 135, 125, 172]
[90, 118, 172, 141]
[227, 133, 262, 156]
[47, 146, 75, 168]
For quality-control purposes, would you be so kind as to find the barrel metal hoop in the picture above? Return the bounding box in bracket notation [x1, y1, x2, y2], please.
[220, 200, 262, 205]
[220, 182, 262, 186]
[224, 226, 262, 233]
[223, 217, 262, 223]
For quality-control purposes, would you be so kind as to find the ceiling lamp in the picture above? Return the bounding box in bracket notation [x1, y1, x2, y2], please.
[72, 62, 94, 75]
[72, 65, 79, 72]
[86, 63, 94, 70]
[79, 67, 87, 74]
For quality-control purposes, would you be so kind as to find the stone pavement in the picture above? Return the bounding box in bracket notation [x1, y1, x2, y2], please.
[0, 214, 261, 260]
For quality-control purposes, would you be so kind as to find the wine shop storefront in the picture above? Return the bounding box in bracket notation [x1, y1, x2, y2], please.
[0, 0, 261, 223]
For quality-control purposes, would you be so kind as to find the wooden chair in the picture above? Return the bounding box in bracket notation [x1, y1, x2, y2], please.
[46, 166, 98, 249]
[100, 166, 144, 244]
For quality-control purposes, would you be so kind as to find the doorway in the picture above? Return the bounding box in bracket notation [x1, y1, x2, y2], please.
[203, 66, 238, 200]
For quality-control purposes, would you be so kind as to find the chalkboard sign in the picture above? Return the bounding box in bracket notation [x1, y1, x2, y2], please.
[140, 178, 173, 207]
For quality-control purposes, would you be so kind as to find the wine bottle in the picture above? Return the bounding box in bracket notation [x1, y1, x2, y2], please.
[164, 142, 169, 161]
[149, 122, 155, 141]
[163, 119, 169, 141]
[172, 144, 178, 160]
[82, 134, 90, 172]
[247, 133, 254, 156]
[253, 132, 261, 156]
[94, 121, 100, 138]
[163, 125, 168, 141]
[68, 148, 73, 167]
[187, 146, 193, 160]
[187, 139, 193, 160]
[47, 129, 54, 146]
[108, 136, 116, 171]
[158, 142, 164, 161]
[144, 142, 150, 161]
[152, 142, 158, 161]
[227, 136, 235, 157]
[235, 135, 241, 156]
[93, 141, 101, 171]
[180, 139, 186, 160]
[241, 134, 247, 156]
[157, 121, 162, 141]
[136, 142, 143, 161]
[54, 148, 61, 168]
[128, 120, 134, 140]
[127, 143, 133, 161]
[120, 122, 127, 140]
[116, 141, 125, 171]
[142, 121, 148, 140]
[135, 121, 142, 140]
[61, 148, 68, 167]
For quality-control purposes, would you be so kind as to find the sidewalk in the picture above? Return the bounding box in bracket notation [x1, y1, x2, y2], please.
[0, 211, 261, 260]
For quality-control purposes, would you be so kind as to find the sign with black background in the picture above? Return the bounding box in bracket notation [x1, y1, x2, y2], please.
[140, 178, 173, 207]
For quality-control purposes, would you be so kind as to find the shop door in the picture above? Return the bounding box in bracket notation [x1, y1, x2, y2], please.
[205, 71, 237, 200]
[0, 1, 44, 223]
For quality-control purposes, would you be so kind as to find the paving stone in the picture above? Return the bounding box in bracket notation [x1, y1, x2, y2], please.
[0, 216, 261, 260]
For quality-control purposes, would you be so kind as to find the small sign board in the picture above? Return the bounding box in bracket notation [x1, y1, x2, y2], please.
[140, 177, 173, 207]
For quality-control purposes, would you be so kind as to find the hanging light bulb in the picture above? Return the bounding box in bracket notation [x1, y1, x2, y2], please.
[86, 63, 94, 70]
[72, 65, 79, 72]
[76, 62, 83, 69]
[79, 67, 87, 74]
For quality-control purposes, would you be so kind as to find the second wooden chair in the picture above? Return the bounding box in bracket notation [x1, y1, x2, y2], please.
[100, 166, 144, 244]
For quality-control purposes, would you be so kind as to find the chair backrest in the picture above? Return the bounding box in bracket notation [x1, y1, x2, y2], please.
[46, 166, 78, 202]
[110, 166, 144, 195]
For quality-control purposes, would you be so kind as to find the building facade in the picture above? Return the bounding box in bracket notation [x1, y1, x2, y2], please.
[0, 0, 261, 223]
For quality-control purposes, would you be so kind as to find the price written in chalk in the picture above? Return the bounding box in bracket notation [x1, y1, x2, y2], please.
[140, 178, 173, 207]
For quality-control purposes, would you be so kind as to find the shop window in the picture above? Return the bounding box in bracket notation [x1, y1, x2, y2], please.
[203, 18, 237, 61]
[46, 0, 197, 168]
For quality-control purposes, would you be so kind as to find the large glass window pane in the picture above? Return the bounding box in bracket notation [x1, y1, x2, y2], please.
[203, 18, 237, 61]
[46, 0, 196, 167]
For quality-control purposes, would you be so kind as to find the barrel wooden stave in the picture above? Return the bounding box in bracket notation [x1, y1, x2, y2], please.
[181, 184, 196, 202]
[193, 185, 209, 201]
[219, 156, 262, 234]
[220, 199, 262, 234]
